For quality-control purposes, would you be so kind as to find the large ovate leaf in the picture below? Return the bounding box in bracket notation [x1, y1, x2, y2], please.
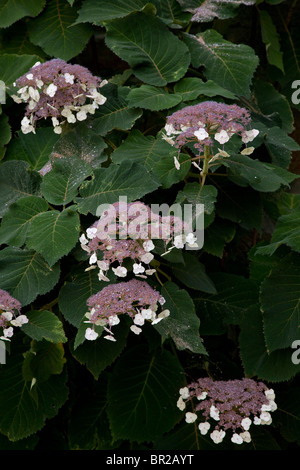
[178, 0, 256, 23]
[194, 273, 259, 335]
[50, 123, 108, 168]
[260, 253, 300, 353]
[21, 310, 67, 343]
[26, 208, 80, 266]
[58, 269, 101, 328]
[127, 85, 182, 111]
[76, 0, 150, 23]
[263, 126, 300, 169]
[222, 154, 298, 192]
[68, 378, 112, 450]
[76, 161, 160, 215]
[0, 247, 60, 306]
[0, 54, 42, 91]
[155, 281, 207, 354]
[255, 210, 300, 256]
[0, 196, 48, 247]
[171, 252, 217, 294]
[0, 160, 41, 217]
[22, 341, 66, 383]
[112, 130, 190, 188]
[259, 9, 284, 73]
[28, 0, 93, 61]
[0, 54, 40, 94]
[105, 12, 190, 86]
[0, 346, 68, 442]
[107, 345, 185, 442]
[5, 128, 60, 171]
[183, 29, 259, 97]
[0, 0, 46, 28]
[239, 304, 300, 382]
[91, 84, 142, 136]
[71, 319, 129, 379]
[174, 77, 236, 101]
[41, 158, 93, 206]
[202, 217, 236, 258]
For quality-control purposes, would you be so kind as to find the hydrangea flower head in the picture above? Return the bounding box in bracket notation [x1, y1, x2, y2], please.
[0, 289, 28, 341]
[12, 59, 107, 134]
[84, 279, 169, 341]
[163, 101, 259, 155]
[80, 200, 197, 280]
[177, 377, 277, 445]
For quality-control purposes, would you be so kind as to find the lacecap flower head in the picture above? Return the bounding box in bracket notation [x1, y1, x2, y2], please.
[0, 289, 28, 341]
[163, 101, 259, 155]
[84, 278, 169, 342]
[80, 200, 198, 281]
[12, 58, 107, 134]
[177, 377, 277, 445]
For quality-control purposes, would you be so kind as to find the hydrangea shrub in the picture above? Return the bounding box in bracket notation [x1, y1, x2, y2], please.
[0, 0, 300, 451]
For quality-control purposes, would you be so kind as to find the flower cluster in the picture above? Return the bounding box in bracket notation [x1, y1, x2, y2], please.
[0, 289, 28, 341]
[177, 377, 277, 445]
[84, 279, 169, 341]
[80, 200, 197, 281]
[12, 58, 107, 134]
[162, 101, 259, 171]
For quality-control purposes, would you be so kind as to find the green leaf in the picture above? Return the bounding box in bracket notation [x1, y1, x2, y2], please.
[0, 247, 60, 306]
[26, 208, 80, 266]
[0, 196, 48, 247]
[22, 341, 66, 382]
[111, 130, 189, 188]
[183, 29, 259, 97]
[107, 345, 185, 442]
[5, 128, 60, 171]
[239, 304, 300, 382]
[216, 182, 263, 231]
[154, 420, 222, 450]
[41, 158, 93, 206]
[260, 253, 300, 353]
[21, 310, 67, 343]
[152, 152, 190, 189]
[254, 79, 294, 135]
[127, 85, 182, 111]
[105, 12, 190, 86]
[150, 0, 191, 26]
[76, 0, 150, 23]
[256, 210, 300, 256]
[0, 347, 68, 441]
[58, 269, 101, 328]
[0, 160, 41, 217]
[276, 388, 300, 446]
[155, 281, 207, 354]
[175, 182, 218, 216]
[0, 54, 42, 91]
[171, 252, 217, 294]
[71, 319, 129, 379]
[259, 9, 284, 73]
[0, 114, 11, 148]
[28, 0, 93, 61]
[222, 154, 298, 192]
[194, 273, 259, 335]
[203, 218, 236, 258]
[91, 84, 142, 136]
[174, 77, 236, 101]
[263, 126, 300, 169]
[76, 161, 160, 215]
[51, 123, 108, 168]
[178, 0, 256, 23]
[68, 378, 113, 450]
[0, 0, 46, 28]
